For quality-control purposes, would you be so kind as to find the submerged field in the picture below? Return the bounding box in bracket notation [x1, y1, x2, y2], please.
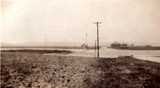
[1, 51, 160, 88]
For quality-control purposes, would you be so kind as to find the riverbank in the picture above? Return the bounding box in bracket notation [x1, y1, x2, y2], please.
[1, 52, 160, 88]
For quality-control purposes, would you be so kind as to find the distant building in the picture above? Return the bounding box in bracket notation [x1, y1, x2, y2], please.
[120, 43, 128, 49]
[110, 42, 121, 48]
[110, 42, 128, 49]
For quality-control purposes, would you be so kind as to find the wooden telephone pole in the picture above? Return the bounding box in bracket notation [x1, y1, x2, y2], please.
[94, 22, 101, 59]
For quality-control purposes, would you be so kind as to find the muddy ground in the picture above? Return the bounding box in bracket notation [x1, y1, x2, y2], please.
[1, 52, 160, 88]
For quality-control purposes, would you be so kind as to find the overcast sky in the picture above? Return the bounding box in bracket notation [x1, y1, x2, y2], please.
[1, 0, 160, 46]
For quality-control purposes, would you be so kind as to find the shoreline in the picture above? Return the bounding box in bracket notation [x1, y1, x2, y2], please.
[0, 49, 72, 54]
[1, 48, 160, 63]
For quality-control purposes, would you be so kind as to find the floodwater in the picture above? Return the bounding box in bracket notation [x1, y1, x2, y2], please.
[68, 48, 160, 63]
[1, 47, 160, 63]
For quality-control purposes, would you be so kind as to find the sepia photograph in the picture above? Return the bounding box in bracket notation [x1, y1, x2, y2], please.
[0, 0, 160, 88]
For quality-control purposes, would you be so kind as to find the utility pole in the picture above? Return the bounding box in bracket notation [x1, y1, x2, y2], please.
[94, 22, 101, 59]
